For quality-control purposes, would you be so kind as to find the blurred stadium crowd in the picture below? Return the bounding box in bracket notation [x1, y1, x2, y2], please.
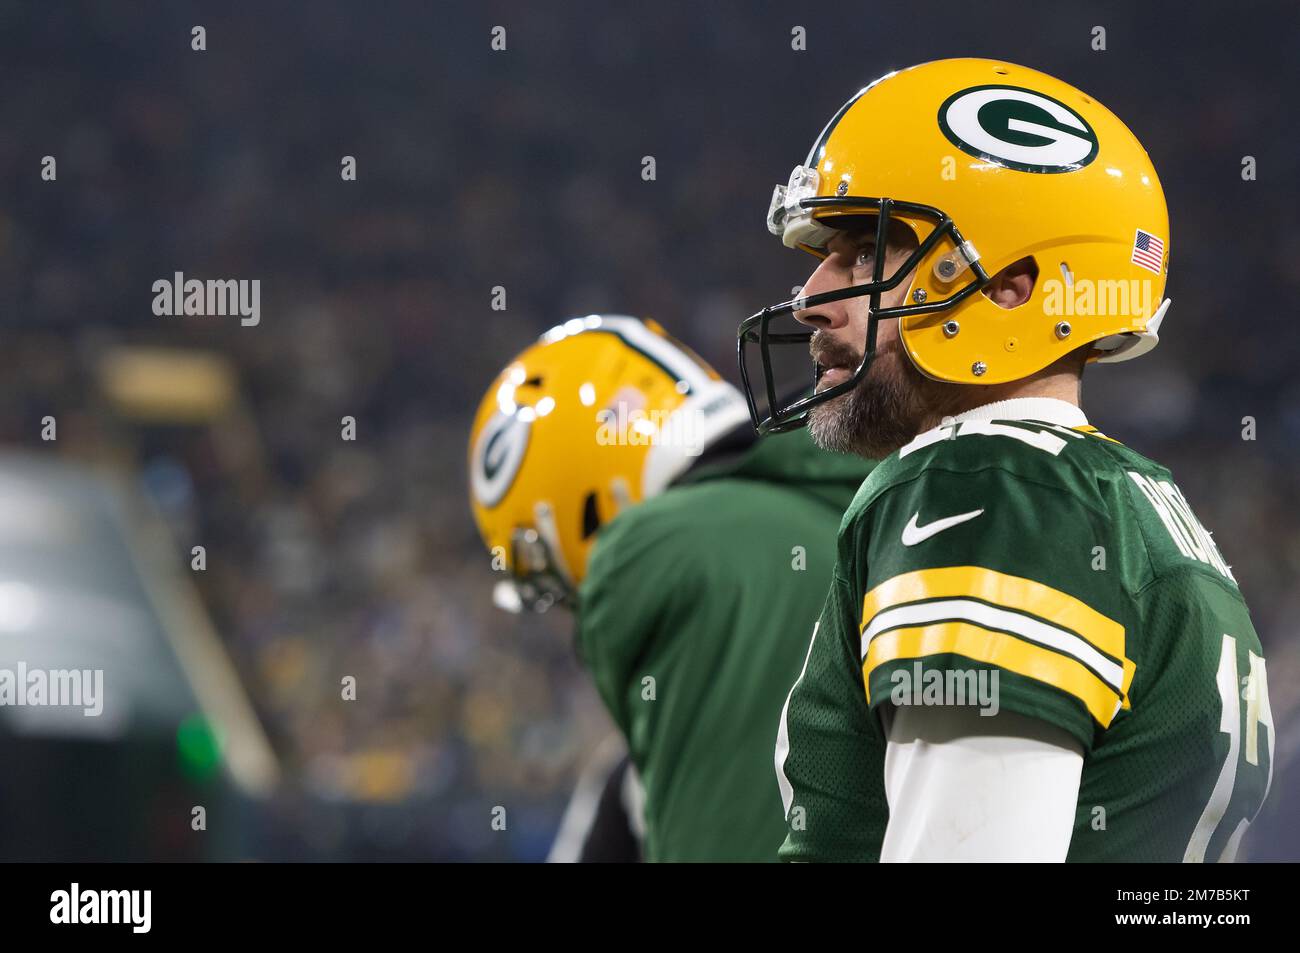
[0, 2, 1297, 859]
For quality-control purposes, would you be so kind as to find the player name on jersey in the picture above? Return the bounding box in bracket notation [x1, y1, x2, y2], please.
[1128, 471, 1235, 582]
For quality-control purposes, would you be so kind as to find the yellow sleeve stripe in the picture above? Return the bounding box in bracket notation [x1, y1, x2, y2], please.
[1074, 425, 1121, 444]
[861, 565, 1127, 667]
[863, 621, 1122, 727]
[861, 596, 1126, 697]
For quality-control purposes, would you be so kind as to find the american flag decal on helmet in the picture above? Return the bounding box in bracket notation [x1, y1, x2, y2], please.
[1131, 228, 1165, 275]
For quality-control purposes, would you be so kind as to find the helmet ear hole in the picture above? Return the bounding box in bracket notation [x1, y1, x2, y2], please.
[981, 256, 1039, 310]
[581, 491, 601, 539]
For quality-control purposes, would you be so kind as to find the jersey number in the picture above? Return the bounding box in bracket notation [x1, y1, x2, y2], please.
[1184, 634, 1274, 862]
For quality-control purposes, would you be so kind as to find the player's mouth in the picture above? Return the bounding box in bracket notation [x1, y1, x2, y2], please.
[811, 333, 862, 392]
[816, 364, 853, 389]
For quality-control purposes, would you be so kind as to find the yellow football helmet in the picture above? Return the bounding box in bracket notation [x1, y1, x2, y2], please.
[739, 57, 1170, 433]
[468, 315, 750, 612]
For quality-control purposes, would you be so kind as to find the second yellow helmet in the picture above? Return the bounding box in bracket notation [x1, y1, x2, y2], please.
[469, 315, 750, 611]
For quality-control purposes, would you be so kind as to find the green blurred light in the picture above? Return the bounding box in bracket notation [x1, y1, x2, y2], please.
[176, 713, 223, 782]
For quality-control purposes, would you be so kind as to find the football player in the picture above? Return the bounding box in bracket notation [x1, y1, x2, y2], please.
[738, 58, 1274, 861]
[468, 315, 872, 860]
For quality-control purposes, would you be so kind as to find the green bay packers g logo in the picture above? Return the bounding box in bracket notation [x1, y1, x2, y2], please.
[471, 410, 531, 508]
[938, 85, 1098, 173]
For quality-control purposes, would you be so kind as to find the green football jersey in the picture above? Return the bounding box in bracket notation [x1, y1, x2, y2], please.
[578, 427, 872, 862]
[778, 411, 1274, 862]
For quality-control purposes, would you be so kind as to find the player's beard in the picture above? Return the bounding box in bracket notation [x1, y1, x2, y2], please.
[806, 329, 966, 459]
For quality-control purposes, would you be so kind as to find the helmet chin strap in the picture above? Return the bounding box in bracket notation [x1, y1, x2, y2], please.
[1093, 298, 1171, 364]
[494, 509, 575, 615]
[531, 500, 574, 586]
[609, 477, 633, 514]
[492, 580, 525, 614]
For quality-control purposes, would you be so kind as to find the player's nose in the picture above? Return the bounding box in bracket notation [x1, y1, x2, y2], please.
[793, 256, 851, 331]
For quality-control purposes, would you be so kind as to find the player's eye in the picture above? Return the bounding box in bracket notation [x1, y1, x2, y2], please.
[855, 245, 877, 268]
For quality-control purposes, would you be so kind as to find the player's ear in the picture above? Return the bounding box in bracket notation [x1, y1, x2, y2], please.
[982, 256, 1038, 309]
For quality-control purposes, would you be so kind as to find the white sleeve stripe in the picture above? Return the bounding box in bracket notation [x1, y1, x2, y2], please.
[860, 597, 1124, 694]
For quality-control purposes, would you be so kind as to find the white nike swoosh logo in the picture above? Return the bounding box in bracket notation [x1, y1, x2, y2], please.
[901, 508, 984, 546]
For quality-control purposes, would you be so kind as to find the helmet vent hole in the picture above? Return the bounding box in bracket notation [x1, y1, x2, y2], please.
[993, 66, 1009, 75]
[581, 492, 601, 539]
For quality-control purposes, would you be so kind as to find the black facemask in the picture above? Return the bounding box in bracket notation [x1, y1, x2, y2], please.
[737, 197, 989, 435]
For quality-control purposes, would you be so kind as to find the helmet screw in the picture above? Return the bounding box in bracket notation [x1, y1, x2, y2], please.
[1055, 321, 1072, 339]
[836, 180, 849, 196]
[942, 320, 960, 338]
[971, 361, 987, 377]
[913, 288, 927, 303]
[936, 259, 957, 280]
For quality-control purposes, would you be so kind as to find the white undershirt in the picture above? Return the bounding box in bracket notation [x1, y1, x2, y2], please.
[880, 397, 1088, 863]
[881, 706, 1084, 861]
